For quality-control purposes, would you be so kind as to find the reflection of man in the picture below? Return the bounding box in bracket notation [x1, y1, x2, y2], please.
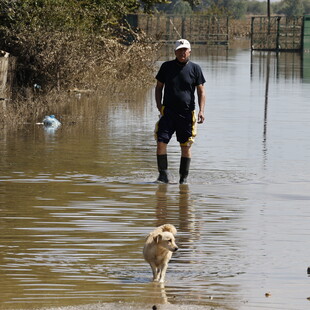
[155, 184, 190, 224]
[155, 184, 194, 245]
[155, 39, 206, 184]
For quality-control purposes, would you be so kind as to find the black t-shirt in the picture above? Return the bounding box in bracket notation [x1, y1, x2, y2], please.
[156, 59, 206, 113]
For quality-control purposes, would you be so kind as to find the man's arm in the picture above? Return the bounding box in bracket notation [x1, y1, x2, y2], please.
[197, 84, 206, 124]
[155, 80, 164, 114]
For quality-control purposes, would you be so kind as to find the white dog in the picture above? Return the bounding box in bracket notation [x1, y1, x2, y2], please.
[143, 224, 178, 282]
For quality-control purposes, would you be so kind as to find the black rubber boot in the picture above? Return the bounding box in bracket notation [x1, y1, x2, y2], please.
[179, 157, 191, 184]
[157, 154, 169, 183]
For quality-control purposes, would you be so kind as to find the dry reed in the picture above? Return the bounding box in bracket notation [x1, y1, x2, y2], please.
[0, 33, 161, 130]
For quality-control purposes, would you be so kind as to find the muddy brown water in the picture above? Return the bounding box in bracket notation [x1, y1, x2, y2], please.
[1, 47, 310, 310]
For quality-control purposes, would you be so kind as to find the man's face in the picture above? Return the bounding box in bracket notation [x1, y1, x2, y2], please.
[175, 48, 191, 63]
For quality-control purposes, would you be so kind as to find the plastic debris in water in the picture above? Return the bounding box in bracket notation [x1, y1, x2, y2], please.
[43, 115, 61, 128]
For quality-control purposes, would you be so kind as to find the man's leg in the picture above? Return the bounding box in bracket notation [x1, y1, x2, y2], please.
[157, 142, 169, 183]
[157, 141, 167, 156]
[179, 146, 191, 184]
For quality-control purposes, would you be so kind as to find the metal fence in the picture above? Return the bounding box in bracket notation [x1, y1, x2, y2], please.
[251, 16, 303, 51]
[127, 14, 229, 45]
[304, 15, 310, 51]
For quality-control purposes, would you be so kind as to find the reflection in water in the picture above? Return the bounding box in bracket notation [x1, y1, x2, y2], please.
[0, 180, 243, 309]
[154, 183, 244, 308]
[302, 51, 310, 82]
[155, 185, 192, 226]
[43, 125, 60, 135]
[249, 50, 310, 172]
[148, 282, 168, 304]
[250, 50, 304, 81]
[2, 47, 310, 310]
[178, 184, 195, 234]
[155, 184, 201, 248]
[155, 184, 198, 253]
[155, 184, 169, 225]
[263, 52, 271, 163]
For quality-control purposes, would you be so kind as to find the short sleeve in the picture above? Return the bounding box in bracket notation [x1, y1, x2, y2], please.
[195, 64, 206, 86]
[155, 62, 167, 84]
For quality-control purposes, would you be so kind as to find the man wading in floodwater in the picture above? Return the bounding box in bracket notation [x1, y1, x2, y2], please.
[154, 39, 206, 184]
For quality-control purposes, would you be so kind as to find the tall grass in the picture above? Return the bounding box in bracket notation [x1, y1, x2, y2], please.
[0, 0, 161, 129]
[0, 35, 160, 129]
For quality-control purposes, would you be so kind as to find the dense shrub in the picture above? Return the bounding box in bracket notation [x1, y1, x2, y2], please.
[0, 0, 163, 128]
[0, 0, 161, 91]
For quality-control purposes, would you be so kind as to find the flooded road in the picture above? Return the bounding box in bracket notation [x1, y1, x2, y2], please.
[1, 47, 310, 310]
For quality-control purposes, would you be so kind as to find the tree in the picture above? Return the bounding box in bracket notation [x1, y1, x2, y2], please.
[186, 0, 202, 9]
[247, 0, 266, 15]
[140, 0, 171, 12]
[285, 0, 304, 16]
[198, 0, 247, 18]
[0, 0, 167, 89]
[303, 0, 310, 14]
[231, 0, 247, 19]
[173, 0, 193, 15]
[274, 0, 304, 16]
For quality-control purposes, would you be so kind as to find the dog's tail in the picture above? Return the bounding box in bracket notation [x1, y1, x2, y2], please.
[160, 224, 177, 236]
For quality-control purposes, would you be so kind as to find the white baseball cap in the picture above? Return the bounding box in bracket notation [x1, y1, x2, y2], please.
[175, 39, 191, 51]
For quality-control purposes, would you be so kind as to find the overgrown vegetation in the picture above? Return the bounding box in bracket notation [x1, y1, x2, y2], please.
[1, 0, 308, 94]
[155, 0, 310, 18]
[0, 0, 166, 92]
[0, 0, 166, 127]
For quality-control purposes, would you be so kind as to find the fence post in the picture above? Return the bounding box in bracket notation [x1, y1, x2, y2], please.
[301, 16, 304, 50]
[0, 51, 15, 112]
[276, 16, 281, 51]
[251, 17, 255, 49]
[0, 51, 12, 101]
[226, 16, 229, 42]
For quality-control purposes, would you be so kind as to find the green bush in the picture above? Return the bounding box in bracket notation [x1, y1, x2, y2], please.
[173, 0, 193, 16]
[0, 0, 163, 91]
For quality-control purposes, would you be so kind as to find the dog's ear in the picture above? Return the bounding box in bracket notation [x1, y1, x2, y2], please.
[154, 234, 162, 243]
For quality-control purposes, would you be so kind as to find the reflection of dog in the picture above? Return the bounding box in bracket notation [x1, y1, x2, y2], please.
[143, 224, 178, 282]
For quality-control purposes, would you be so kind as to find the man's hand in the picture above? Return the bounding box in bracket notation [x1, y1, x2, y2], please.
[197, 111, 205, 124]
[196, 84, 206, 124]
[155, 81, 164, 114]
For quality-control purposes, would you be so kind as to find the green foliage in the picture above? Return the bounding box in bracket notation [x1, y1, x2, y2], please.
[173, 0, 193, 15]
[278, 0, 304, 16]
[271, 0, 310, 16]
[141, 0, 171, 12]
[0, 0, 164, 90]
[0, 0, 136, 33]
[230, 0, 247, 19]
[186, 0, 202, 9]
[0, 0, 171, 33]
[303, 0, 310, 14]
[155, 0, 310, 18]
[247, 0, 266, 15]
[201, 0, 248, 18]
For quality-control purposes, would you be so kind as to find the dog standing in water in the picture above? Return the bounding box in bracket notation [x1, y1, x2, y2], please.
[143, 224, 178, 282]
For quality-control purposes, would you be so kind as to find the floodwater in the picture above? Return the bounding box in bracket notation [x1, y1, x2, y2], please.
[1, 47, 310, 310]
